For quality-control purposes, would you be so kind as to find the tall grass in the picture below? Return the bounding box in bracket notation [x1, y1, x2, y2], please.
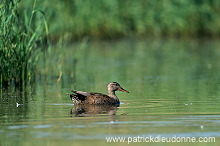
[24, 0, 220, 40]
[0, 0, 48, 88]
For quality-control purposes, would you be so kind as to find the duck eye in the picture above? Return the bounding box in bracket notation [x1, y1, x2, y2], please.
[111, 82, 119, 86]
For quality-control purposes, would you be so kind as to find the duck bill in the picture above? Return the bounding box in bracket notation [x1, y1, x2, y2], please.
[118, 88, 129, 93]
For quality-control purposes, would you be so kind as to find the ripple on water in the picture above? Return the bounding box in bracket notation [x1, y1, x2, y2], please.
[7, 124, 53, 130]
[8, 125, 29, 129]
[51, 103, 74, 106]
[33, 125, 52, 129]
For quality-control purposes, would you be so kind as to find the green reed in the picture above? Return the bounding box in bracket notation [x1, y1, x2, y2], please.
[23, 0, 220, 40]
[0, 0, 48, 87]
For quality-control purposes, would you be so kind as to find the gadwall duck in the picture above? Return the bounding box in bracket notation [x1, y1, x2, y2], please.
[66, 82, 129, 105]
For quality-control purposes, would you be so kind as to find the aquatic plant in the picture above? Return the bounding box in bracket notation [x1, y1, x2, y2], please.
[0, 0, 48, 87]
[27, 0, 220, 40]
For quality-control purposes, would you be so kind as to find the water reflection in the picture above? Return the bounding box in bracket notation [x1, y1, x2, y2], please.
[70, 104, 119, 117]
[2, 38, 220, 145]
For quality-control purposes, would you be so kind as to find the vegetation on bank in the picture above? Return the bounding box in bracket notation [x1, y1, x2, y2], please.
[1, 0, 220, 87]
[21, 0, 220, 40]
[0, 0, 48, 87]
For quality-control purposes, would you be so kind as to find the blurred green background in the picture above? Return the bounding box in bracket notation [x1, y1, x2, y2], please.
[20, 0, 220, 40]
[1, 0, 220, 87]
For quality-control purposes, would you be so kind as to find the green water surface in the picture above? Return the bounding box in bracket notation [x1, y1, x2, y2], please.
[1, 38, 220, 146]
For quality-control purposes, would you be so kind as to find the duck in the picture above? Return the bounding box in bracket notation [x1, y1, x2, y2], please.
[66, 82, 129, 105]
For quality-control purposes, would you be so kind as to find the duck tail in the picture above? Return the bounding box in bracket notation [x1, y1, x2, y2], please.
[66, 93, 74, 99]
[66, 93, 83, 104]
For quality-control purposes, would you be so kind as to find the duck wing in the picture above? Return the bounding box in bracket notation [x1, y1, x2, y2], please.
[85, 93, 119, 104]
[71, 90, 93, 96]
[68, 90, 119, 105]
[72, 90, 109, 98]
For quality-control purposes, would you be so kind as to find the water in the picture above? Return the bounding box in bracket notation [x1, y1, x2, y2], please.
[1, 38, 220, 145]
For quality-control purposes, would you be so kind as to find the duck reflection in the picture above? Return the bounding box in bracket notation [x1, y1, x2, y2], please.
[70, 104, 119, 117]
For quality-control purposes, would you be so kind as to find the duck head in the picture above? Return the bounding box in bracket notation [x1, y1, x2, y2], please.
[107, 82, 129, 93]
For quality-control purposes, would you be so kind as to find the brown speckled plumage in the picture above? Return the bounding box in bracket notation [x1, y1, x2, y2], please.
[66, 82, 129, 105]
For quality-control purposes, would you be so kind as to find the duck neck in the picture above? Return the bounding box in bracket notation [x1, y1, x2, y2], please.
[108, 90, 118, 100]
